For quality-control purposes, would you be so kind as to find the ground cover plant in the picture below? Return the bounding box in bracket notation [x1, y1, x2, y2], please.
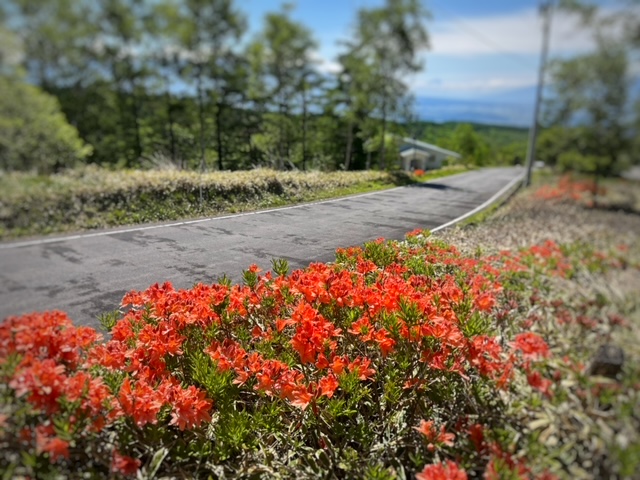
[0, 167, 436, 240]
[1, 177, 638, 479]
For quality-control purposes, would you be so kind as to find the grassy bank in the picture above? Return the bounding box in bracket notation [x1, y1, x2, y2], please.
[0, 166, 470, 240]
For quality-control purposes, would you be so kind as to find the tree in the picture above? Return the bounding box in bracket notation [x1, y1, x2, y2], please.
[441, 124, 490, 166]
[93, 0, 158, 165]
[297, 66, 325, 171]
[157, 0, 247, 172]
[543, 0, 638, 186]
[0, 76, 92, 173]
[251, 5, 317, 169]
[545, 38, 631, 180]
[0, 0, 434, 174]
[3, 0, 95, 90]
[536, 126, 579, 168]
[0, 27, 91, 172]
[344, 0, 430, 170]
[193, 0, 246, 171]
[336, 46, 377, 170]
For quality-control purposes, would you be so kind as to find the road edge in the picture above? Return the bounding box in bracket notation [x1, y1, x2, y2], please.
[0, 168, 519, 250]
[431, 170, 525, 233]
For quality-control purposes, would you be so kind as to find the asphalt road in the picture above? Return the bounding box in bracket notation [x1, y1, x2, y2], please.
[0, 167, 523, 329]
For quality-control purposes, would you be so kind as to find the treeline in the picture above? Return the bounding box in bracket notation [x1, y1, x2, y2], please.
[417, 121, 528, 167]
[0, 0, 430, 173]
[538, 1, 640, 178]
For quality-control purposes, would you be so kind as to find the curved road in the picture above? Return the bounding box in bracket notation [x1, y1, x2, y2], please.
[0, 167, 523, 328]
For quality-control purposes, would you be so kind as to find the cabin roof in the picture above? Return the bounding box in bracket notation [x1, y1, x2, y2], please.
[399, 137, 461, 158]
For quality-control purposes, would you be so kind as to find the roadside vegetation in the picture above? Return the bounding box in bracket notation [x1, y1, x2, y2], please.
[0, 0, 636, 180]
[0, 0, 639, 475]
[0, 0, 532, 177]
[0, 166, 474, 240]
[1, 173, 638, 479]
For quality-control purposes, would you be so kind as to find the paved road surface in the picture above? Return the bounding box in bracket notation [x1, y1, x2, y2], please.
[0, 167, 523, 329]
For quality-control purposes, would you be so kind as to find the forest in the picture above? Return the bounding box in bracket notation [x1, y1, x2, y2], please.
[0, 0, 530, 175]
[1, 0, 637, 178]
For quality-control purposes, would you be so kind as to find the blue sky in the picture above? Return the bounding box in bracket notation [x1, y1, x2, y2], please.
[242, 0, 617, 125]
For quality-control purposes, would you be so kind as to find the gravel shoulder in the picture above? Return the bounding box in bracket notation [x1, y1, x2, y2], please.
[435, 187, 640, 256]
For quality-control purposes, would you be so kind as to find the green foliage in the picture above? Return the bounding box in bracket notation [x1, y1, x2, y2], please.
[0, 167, 419, 239]
[438, 123, 490, 166]
[417, 120, 528, 167]
[536, 126, 576, 168]
[557, 150, 629, 176]
[0, 0, 533, 176]
[455, 124, 490, 165]
[339, 0, 430, 170]
[0, 76, 92, 173]
[544, 12, 634, 179]
[419, 120, 528, 149]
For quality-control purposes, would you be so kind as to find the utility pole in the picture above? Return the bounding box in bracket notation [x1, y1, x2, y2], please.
[524, 0, 553, 187]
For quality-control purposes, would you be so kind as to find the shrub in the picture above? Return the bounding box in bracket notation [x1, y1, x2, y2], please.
[0, 76, 92, 174]
[1, 231, 617, 478]
[0, 168, 414, 238]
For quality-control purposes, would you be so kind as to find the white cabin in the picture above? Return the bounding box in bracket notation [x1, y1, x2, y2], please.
[399, 138, 460, 171]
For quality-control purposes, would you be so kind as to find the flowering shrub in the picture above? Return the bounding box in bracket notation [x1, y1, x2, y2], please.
[534, 174, 606, 203]
[0, 230, 630, 478]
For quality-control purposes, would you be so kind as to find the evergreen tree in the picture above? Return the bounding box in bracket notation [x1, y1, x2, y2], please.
[251, 4, 317, 169]
[340, 0, 429, 170]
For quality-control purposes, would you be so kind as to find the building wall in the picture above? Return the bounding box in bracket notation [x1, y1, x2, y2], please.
[400, 150, 444, 171]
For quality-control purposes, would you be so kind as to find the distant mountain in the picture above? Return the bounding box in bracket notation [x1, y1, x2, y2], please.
[415, 95, 534, 127]
[414, 75, 640, 127]
[479, 85, 538, 104]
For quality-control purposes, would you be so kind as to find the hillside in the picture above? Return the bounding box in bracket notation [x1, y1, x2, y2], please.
[415, 120, 528, 150]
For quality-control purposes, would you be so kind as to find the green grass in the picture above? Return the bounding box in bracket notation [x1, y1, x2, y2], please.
[0, 166, 469, 240]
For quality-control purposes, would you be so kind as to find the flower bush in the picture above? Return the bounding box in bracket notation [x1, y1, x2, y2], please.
[534, 175, 605, 204]
[0, 227, 635, 479]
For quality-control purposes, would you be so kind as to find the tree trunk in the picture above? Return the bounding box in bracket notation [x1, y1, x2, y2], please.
[164, 86, 177, 166]
[130, 86, 143, 161]
[197, 65, 206, 203]
[302, 86, 308, 171]
[278, 99, 285, 170]
[344, 118, 354, 171]
[110, 62, 130, 164]
[126, 58, 143, 162]
[379, 95, 388, 170]
[216, 101, 224, 170]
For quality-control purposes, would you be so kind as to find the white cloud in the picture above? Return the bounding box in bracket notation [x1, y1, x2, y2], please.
[408, 74, 537, 98]
[429, 6, 625, 57]
[310, 50, 342, 74]
[408, 5, 635, 99]
[423, 77, 534, 91]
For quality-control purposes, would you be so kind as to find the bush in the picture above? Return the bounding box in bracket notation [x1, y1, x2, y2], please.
[0, 167, 415, 238]
[557, 150, 629, 177]
[2, 230, 616, 478]
[0, 76, 92, 174]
